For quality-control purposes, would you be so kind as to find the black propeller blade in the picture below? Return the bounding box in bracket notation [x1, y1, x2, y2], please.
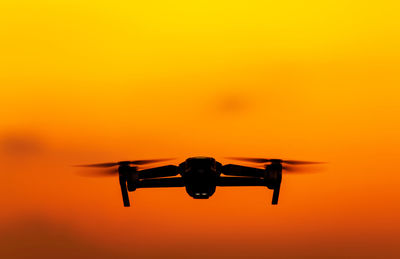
[282, 165, 323, 173]
[226, 157, 324, 166]
[74, 162, 120, 168]
[77, 168, 119, 177]
[74, 158, 173, 168]
[281, 160, 325, 165]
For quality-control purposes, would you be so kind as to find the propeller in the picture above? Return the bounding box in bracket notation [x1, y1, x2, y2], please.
[226, 157, 325, 175]
[282, 165, 324, 173]
[225, 157, 325, 205]
[226, 157, 324, 165]
[74, 158, 173, 207]
[74, 158, 173, 168]
[77, 168, 118, 177]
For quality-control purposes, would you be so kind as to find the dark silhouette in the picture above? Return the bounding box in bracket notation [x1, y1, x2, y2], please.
[76, 157, 323, 207]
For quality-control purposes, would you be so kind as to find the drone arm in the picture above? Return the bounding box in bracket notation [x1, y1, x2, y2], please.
[217, 176, 265, 186]
[218, 176, 280, 205]
[138, 165, 180, 179]
[221, 164, 265, 177]
[137, 177, 184, 188]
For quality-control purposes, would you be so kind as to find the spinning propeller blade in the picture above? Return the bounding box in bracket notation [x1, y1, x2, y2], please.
[226, 157, 324, 166]
[282, 165, 323, 173]
[77, 168, 119, 177]
[281, 160, 324, 165]
[74, 158, 173, 168]
[226, 157, 271, 163]
[74, 162, 119, 168]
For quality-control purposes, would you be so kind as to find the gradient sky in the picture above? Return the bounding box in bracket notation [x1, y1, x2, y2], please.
[1, 1, 400, 258]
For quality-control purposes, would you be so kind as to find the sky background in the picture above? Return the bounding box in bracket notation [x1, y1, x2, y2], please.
[1, 1, 400, 258]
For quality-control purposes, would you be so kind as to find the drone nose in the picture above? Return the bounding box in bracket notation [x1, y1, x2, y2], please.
[194, 192, 210, 199]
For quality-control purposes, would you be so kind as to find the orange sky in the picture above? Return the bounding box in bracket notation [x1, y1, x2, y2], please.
[1, 1, 400, 258]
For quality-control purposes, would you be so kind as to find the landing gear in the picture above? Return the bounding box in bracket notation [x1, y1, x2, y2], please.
[272, 182, 281, 205]
[119, 172, 130, 207]
[118, 164, 138, 207]
[265, 163, 282, 205]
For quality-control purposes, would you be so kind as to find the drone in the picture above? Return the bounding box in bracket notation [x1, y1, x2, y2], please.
[76, 156, 322, 207]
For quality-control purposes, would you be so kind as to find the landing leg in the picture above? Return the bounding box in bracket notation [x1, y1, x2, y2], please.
[119, 175, 130, 207]
[271, 182, 280, 205]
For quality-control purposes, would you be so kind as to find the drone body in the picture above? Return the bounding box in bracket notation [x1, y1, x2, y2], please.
[78, 156, 321, 207]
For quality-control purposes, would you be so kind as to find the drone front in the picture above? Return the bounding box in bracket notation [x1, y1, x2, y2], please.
[76, 156, 322, 207]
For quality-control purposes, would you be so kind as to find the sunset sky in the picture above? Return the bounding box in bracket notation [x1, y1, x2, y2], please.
[1, 1, 400, 258]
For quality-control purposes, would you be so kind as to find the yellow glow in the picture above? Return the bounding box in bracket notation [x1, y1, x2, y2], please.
[1, 1, 400, 258]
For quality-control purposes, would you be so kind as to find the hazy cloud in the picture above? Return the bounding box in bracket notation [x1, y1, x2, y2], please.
[0, 131, 45, 157]
[0, 217, 127, 259]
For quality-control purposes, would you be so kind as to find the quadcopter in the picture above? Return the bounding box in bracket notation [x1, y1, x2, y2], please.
[76, 156, 322, 207]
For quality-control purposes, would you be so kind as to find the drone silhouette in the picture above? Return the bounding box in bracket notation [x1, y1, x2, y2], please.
[76, 157, 322, 207]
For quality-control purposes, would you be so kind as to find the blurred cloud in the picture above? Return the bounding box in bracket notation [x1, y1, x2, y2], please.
[0, 216, 127, 259]
[1, 214, 398, 259]
[212, 91, 254, 116]
[217, 94, 248, 113]
[0, 131, 46, 160]
[0, 129, 117, 174]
